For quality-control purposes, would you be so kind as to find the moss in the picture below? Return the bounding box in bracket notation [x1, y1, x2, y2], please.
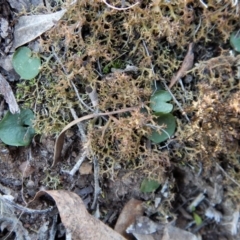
[15, 0, 240, 182]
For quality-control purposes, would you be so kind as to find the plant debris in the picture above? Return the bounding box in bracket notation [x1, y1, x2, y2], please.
[0, 0, 239, 239]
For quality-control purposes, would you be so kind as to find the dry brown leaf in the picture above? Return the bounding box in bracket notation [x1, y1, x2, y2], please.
[0, 73, 20, 113]
[169, 43, 194, 89]
[33, 190, 126, 240]
[12, 9, 67, 50]
[115, 198, 144, 239]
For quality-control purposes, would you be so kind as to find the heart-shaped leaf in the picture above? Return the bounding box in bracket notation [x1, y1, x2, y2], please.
[0, 109, 35, 146]
[150, 90, 173, 114]
[140, 178, 160, 193]
[148, 113, 176, 143]
[12, 47, 41, 80]
[230, 31, 240, 52]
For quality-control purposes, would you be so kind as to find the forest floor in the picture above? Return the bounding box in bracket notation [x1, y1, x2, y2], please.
[0, 0, 239, 239]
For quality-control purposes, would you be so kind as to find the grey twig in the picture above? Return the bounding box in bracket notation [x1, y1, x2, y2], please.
[69, 151, 87, 176]
[51, 46, 94, 112]
[1, 197, 57, 215]
[162, 80, 190, 123]
[86, 85, 99, 108]
[70, 108, 87, 142]
[142, 40, 157, 92]
[216, 163, 240, 188]
[91, 156, 101, 210]
[71, 81, 94, 111]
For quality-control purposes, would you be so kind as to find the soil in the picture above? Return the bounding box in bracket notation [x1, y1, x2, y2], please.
[0, 0, 240, 240]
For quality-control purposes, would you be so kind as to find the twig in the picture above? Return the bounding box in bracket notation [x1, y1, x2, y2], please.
[145, 124, 171, 140]
[162, 80, 190, 123]
[69, 150, 87, 176]
[188, 192, 205, 211]
[194, 17, 202, 37]
[216, 163, 240, 188]
[199, 0, 208, 8]
[70, 108, 87, 142]
[51, 46, 68, 74]
[232, 0, 238, 6]
[1, 197, 57, 214]
[51, 46, 94, 112]
[71, 81, 94, 111]
[142, 40, 157, 92]
[102, 0, 139, 10]
[85, 85, 99, 107]
[91, 156, 101, 210]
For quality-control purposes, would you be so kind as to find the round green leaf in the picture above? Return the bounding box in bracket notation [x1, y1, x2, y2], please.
[150, 90, 173, 114]
[148, 113, 176, 143]
[230, 31, 240, 52]
[12, 47, 41, 80]
[140, 178, 160, 193]
[0, 109, 35, 146]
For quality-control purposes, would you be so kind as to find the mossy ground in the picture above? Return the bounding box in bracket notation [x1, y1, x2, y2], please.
[16, 0, 239, 210]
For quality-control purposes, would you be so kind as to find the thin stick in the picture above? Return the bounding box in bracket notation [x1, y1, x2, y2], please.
[142, 40, 157, 92]
[232, 0, 238, 6]
[51, 46, 94, 112]
[91, 156, 101, 210]
[194, 17, 202, 37]
[145, 123, 171, 140]
[162, 80, 190, 123]
[71, 81, 94, 111]
[70, 108, 87, 142]
[102, 0, 139, 10]
[69, 151, 87, 176]
[199, 0, 208, 8]
[216, 163, 240, 188]
[1, 197, 57, 214]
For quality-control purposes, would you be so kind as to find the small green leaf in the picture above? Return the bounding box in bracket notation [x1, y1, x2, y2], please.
[150, 90, 173, 114]
[230, 31, 240, 52]
[12, 47, 41, 80]
[193, 212, 202, 226]
[0, 109, 35, 146]
[140, 178, 160, 193]
[148, 113, 176, 143]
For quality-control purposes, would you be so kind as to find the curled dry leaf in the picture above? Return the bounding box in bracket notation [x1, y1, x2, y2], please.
[33, 190, 126, 240]
[114, 198, 144, 239]
[169, 43, 194, 89]
[53, 106, 138, 167]
[0, 73, 20, 114]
